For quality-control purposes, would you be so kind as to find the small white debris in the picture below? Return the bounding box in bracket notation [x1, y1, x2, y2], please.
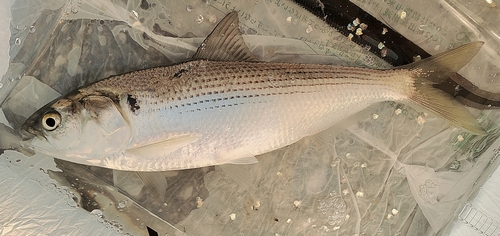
[486, 0, 497, 7]
[457, 135, 464, 142]
[130, 10, 139, 20]
[380, 48, 388, 57]
[294, 200, 302, 208]
[372, 113, 379, 119]
[347, 33, 354, 41]
[207, 14, 217, 24]
[413, 55, 422, 62]
[387, 213, 393, 219]
[286, 219, 292, 223]
[359, 23, 368, 30]
[333, 226, 340, 230]
[306, 25, 313, 33]
[255, 201, 261, 208]
[355, 28, 363, 35]
[361, 162, 367, 168]
[391, 208, 399, 215]
[416, 115, 425, 125]
[378, 42, 385, 49]
[286, 16, 292, 23]
[347, 23, 355, 31]
[398, 10, 407, 19]
[277, 171, 283, 176]
[196, 197, 203, 208]
[382, 27, 388, 35]
[345, 215, 350, 220]
[355, 191, 364, 198]
[395, 108, 402, 115]
[352, 18, 360, 26]
[345, 153, 351, 158]
[229, 213, 236, 220]
[343, 189, 350, 195]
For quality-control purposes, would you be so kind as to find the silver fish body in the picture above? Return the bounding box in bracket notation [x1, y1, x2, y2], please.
[21, 12, 485, 171]
[87, 60, 411, 170]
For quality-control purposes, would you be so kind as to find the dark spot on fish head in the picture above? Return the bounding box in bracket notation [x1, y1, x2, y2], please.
[127, 94, 141, 113]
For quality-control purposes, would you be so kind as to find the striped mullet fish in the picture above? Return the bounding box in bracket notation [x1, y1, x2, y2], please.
[22, 12, 486, 171]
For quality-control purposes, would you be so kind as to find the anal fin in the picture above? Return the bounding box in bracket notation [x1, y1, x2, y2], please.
[218, 164, 255, 189]
[135, 172, 168, 201]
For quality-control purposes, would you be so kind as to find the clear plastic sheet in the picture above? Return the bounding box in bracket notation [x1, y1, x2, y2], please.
[1, 0, 500, 236]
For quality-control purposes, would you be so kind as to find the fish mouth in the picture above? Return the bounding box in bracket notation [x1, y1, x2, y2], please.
[20, 117, 47, 141]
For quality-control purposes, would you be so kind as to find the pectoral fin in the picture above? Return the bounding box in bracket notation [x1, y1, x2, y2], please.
[125, 134, 200, 158]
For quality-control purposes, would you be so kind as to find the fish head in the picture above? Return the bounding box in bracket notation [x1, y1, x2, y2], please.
[21, 92, 132, 165]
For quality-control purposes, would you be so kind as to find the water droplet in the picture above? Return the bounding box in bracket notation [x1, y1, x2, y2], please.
[71, 5, 79, 14]
[196, 15, 204, 24]
[117, 200, 127, 209]
[90, 209, 103, 217]
[305, 25, 313, 33]
[28, 26, 36, 33]
[186, 5, 193, 12]
[14, 38, 21, 45]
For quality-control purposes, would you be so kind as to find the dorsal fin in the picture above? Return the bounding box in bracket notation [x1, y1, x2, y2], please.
[192, 11, 258, 62]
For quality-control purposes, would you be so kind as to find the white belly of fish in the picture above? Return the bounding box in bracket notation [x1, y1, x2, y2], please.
[102, 61, 409, 171]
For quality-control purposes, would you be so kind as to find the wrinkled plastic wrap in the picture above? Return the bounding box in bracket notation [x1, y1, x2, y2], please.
[1, 0, 500, 236]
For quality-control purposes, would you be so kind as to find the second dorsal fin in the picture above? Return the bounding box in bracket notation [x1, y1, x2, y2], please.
[192, 11, 258, 62]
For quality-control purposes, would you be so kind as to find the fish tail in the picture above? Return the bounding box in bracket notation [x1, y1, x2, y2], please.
[400, 42, 487, 135]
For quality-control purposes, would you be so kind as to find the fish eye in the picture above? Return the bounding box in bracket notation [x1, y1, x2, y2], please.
[42, 112, 61, 131]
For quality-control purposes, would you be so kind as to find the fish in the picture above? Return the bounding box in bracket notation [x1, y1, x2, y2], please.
[21, 12, 486, 172]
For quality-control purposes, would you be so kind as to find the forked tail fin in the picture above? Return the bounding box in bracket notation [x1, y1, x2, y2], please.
[399, 42, 487, 135]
